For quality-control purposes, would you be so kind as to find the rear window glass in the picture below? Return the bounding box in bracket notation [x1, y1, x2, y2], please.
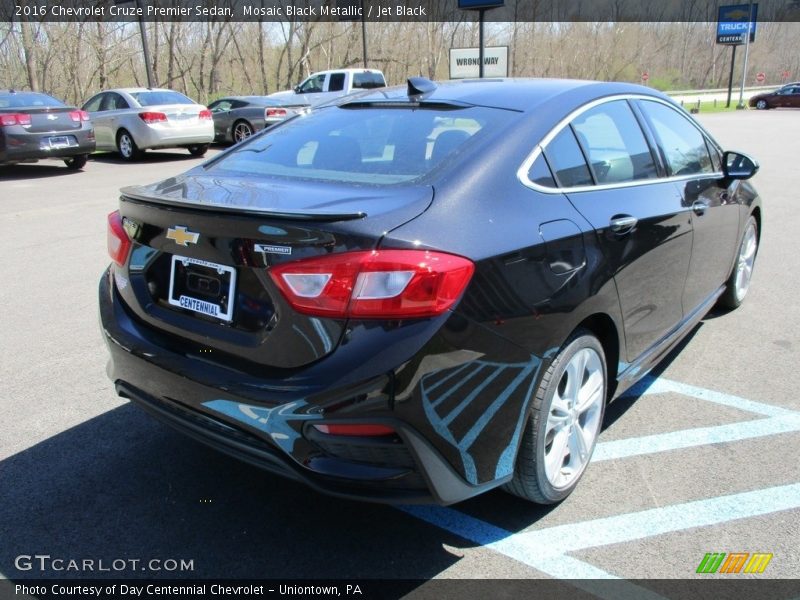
[209, 105, 515, 185]
[353, 72, 386, 89]
[130, 91, 195, 107]
[0, 93, 65, 109]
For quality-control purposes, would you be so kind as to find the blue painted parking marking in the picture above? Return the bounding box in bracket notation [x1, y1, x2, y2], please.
[401, 483, 800, 583]
[594, 376, 800, 461]
[399, 377, 800, 584]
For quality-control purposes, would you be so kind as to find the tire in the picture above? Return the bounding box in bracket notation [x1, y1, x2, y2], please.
[717, 215, 758, 310]
[117, 130, 142, 161]
[64, 154, 88, 170]
[755, 99, 768, 110]
[504, 330, 607, 504]
[232, 120, 254, 144]
[187, 144, 209, 157]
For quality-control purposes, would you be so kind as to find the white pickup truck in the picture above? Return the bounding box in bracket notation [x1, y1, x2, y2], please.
[268, 69, 387, 107]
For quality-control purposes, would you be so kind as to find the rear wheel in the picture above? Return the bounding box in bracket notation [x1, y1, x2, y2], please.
[187, 144, 209, 157]
[117, 130, 142, 161]
[504, 330, 606, 504]
[755, 99, 768, 110]
[718, 215, 758, 310]
[64, 154, 88, 170]
[232, 120, 254, 143]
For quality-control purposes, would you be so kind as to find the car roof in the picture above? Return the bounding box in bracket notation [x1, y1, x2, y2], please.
[342, 78, 672, 113]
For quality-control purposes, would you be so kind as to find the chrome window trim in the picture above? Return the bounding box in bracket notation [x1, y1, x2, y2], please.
[517, 93, 723, 195]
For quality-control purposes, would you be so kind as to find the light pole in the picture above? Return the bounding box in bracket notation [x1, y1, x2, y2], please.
[737, 1, 755, 109]
[116, 0, 155, 88]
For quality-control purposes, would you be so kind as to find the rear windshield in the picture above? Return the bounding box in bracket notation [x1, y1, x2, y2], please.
[0, 93, 65, 109]
[353, 72, 386, 89]
[130, 91, 195, 107]
[209, 104, 516, 184]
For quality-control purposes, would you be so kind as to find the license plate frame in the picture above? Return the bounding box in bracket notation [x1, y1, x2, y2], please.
[46, 136, 70, 149]
[167, 255, 236, 322]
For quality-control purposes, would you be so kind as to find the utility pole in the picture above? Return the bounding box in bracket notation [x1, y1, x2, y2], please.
[133, 0, 155, 88]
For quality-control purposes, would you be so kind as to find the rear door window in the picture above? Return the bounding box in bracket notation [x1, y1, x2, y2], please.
[543, 127, 593, 188]
[328, 73, 346, 92]
[353, 72, 387, 89]
[638, 100, 713, 176]
[571, 101, 657, 184]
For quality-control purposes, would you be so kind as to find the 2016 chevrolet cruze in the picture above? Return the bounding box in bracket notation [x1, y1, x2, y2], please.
[100, 78, 761, 505]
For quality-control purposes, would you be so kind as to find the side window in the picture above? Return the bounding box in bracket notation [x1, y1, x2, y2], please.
[527, 152, 556, 187]
[110, 93, 130, 110]
[298, 74, 325, 94]
[543, 127, 593, 188]
[82, 94, 104, 112]
[571, 101, 657, 184]
[638, 100, 713, 176]
[328, 73, 345, 92]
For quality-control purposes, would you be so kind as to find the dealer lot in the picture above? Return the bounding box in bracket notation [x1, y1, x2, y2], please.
[1, 112, 798, 589]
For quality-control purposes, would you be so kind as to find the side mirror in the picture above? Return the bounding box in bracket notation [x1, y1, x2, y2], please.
[294, 85, 301, 93]
[722, 151, 759, 180]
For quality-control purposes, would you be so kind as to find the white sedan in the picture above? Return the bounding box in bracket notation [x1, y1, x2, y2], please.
[82, 88, 214, 160]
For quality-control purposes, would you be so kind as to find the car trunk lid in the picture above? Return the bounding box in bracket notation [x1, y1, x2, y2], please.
[114, 174, 433, 371]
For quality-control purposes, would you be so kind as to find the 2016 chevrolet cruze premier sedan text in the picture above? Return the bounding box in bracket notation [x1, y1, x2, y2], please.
[100, 78, 762, 505]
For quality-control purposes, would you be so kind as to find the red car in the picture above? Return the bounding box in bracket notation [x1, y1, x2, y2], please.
[749, 83, 800, 109]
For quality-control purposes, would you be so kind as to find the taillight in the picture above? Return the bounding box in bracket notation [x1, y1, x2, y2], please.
[199, 109, 212, 120]
[138, 111, 167, 124]
[266, 108, 287, 118]
[0, 113, 32, 127]
[268, 250, 474, 319]
[69, 110, 90, 122]
[107, 211, 132, 267]
[312, 424, 396, 436]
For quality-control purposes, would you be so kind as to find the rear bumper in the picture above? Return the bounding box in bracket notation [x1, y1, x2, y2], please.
[0, 129, 95, 163]
[99, 268, 503, 504]
[134, 122, 214, 149]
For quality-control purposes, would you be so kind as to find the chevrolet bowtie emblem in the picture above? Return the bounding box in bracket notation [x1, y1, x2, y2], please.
[166, 226, 199, 246]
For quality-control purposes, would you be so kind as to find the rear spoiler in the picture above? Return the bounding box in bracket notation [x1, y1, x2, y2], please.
[119, 185, 366, 222]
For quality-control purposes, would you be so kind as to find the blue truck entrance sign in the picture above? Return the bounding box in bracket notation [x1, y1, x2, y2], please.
[717, 4, 758, 44]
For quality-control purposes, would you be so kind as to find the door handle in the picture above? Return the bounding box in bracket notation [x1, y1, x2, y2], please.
[692, 200, 709, 215]
[609, 215, 638, 234]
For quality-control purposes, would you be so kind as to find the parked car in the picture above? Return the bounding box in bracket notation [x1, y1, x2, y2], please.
[0, 90, 94, 169]
[100, 78, 762, 505]
[269, 68, 386, 107]
[749, 82, 800, 109]
[82, 88, 214, 160]
[208, 96, 309, 144]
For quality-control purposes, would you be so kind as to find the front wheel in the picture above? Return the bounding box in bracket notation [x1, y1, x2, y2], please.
[755, 99, 768, 110]
[64, 154, 88, 170]
[718, 215, 759, 310]
[504, 330, 606, 504]
[187, 144, 209, 157]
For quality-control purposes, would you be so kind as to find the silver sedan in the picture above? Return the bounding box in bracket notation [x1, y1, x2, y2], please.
[82, 88, 214, 160]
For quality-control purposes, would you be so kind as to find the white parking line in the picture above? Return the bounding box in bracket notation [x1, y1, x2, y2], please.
[401, 483, 800, 584]
[593, 413, 800, 461]
[399, 378, 800, 587]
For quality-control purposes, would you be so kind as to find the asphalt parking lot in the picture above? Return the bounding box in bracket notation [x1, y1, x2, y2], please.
[1, 112, 799, 594]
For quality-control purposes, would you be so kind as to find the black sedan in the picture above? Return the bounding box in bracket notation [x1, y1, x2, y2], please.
[0, 90, 95, 169]
[100, 78, 761, 505]
[749, 82, 800, 109]
[208, 96, 309, 144]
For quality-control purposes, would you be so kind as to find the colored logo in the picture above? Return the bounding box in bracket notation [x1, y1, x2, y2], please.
[166, 226, 199, 247]
[696, 552, 773, 574]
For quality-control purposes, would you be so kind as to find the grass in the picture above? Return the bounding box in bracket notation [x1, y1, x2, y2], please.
[675, 100, 750, 113]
